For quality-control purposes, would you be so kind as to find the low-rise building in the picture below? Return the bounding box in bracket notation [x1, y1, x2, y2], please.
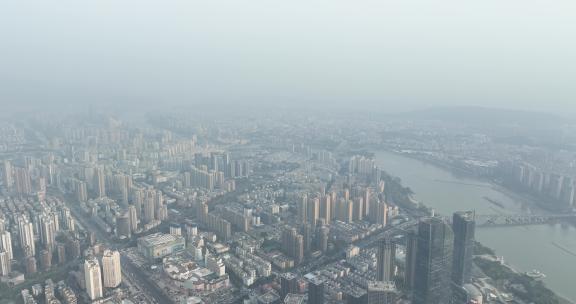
[137, 233, 185, 259]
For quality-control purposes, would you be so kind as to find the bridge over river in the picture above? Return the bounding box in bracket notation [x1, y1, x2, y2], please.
[467, 214, 576, 228]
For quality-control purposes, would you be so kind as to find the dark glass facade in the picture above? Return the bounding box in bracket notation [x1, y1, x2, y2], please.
[404, 231, 418, 290]
[308, 277, 325, 304]
[376, 237, 396, 281]
[413, 217, 454, 304]
[452, 211, 475, 286]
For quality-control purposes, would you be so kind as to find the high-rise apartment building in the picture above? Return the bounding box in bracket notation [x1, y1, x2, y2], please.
[315, 226, 330, 253]
[371, 201, 388, 227]
[95, 167, 106, 198]
[18, 217, 36, 257]
[301, 224, 313, 256]
[0, 231, 13, 261]
[57, 243, 66, 265]
[76, 180, 88, 202]
[143, 196, 155, 223]
[40, 215, 56, 250]
[307, 197, 320, 226]
[319, 195, 331, 224]
[363, 188, 371, 218]
[102, 249, 122, 288]
[116, 214, 131, 238]
[84, 257, 103, 300]
[14, 167, 32, 195]
[281, 227, 304, 265]
[337, 199, 353, 223]
[352, 197, 364, 221]
[128, 205, 138, 231]
[297, 194, 308, 224]
[25, 257, 37, 274]
[0, 250, 10, 276]
[3, 160, 13, 189]
[376, 237, 396, 282]
[40, 249, 52, 271]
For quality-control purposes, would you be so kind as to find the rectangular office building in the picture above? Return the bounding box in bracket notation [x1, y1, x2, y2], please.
[138, 233, 185, 259]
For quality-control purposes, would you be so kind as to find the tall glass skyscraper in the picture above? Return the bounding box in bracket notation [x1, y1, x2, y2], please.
[376, 237, 396, 282]
[404, 230, 418, 291]
[308, 277, 325, 304]
[413, 217, 454, 304]
[452, 211, 475, 286]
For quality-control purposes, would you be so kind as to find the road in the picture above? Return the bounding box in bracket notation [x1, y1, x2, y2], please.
[121, 255, 174, 304]
[54, 191, 175, 304]
[119, 260, 157, 304]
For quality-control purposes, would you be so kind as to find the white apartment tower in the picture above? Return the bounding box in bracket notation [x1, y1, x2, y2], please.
[18, 217, 35, 257]
[84, 257, 103, 300]
[102, 250, 122, 288]
[0, 231, 13, 260]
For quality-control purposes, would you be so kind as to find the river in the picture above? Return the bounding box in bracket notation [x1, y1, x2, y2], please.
[374, 151, 576, 301]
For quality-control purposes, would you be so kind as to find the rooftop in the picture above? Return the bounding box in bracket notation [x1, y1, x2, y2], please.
[139, 232, 184, 246]
[367, 281, 396, 292]
[283, 294, 305, 304]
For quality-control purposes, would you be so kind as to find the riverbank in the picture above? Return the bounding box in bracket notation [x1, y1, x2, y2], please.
[382, 148, 572, 216]
[370, 149, 576, 303]
[473, 242, 571, 304]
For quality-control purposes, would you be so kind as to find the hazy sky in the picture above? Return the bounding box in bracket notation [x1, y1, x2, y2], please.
[1, 0, 575, 113]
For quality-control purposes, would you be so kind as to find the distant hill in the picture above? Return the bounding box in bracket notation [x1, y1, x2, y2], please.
[393, 106, 569, 126]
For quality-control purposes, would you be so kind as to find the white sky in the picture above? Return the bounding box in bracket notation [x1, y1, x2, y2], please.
[1, 0, 575, 113]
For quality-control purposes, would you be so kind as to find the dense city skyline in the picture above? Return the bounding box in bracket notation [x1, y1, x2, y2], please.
[1, 1, 574, 303]
[1, 107, 575, 304]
